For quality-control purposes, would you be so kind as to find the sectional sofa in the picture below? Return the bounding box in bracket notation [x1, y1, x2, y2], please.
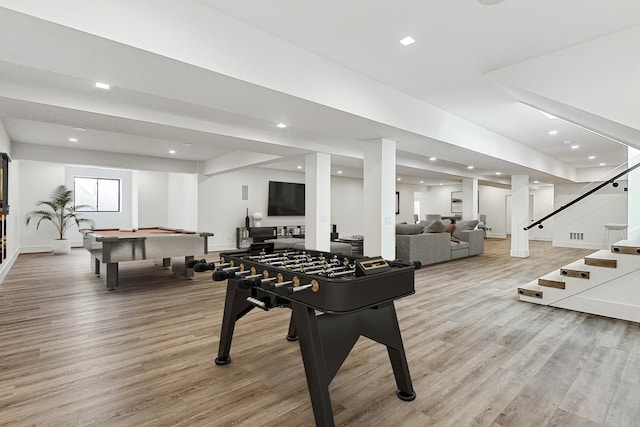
[395, 219, 484, 266]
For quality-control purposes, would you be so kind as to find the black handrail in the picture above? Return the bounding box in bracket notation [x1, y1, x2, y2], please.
[524, 162, 640, 230]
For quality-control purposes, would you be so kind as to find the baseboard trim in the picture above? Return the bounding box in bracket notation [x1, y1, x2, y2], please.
[0, 249, 19, 285]
[208, 243, 240, 252]
[20, 245, 53, 254]
[553, 240, 602, 250]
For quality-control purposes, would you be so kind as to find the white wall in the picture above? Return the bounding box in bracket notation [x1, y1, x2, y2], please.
[0, 118, 18, 283]
[421, 184, 462, 219]
[553, 181, 628, 249]
[331, 175, 364, 237]
[19, 161, 66, 252]
[395, 183, 419, 224]
[198, 169, 306, 250]
[21, 163, 134, 250]
[478, 185, 510, 238]
[19, 160, 199, 252]
[138, 171, 169, 227]
[167, 173, 198, 230]
[15, 154, 626, 258]
[198, 169, 370, 250]
[528, 186, 554, 241]
[65, 165, 134, 232]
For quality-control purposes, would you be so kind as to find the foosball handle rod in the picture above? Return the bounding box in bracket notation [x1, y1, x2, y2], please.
[246, 296, 268, 310]
[287, 283, 313, 294]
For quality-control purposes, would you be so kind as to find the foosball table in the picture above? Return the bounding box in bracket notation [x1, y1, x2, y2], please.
[196, 244, 418, 426]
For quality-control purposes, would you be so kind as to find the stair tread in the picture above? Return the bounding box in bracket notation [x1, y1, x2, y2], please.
[586, 250, 620, 260]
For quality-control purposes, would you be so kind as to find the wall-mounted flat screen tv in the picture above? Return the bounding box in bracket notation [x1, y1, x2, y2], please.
[268, 181, 305, 216]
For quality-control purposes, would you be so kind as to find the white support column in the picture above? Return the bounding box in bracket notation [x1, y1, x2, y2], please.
[510, 174, 530, 258]
[305, 153, 331, 252]
[629, 147, 640, 241]
[363, 138, 396, 259]
[462, 178, 478, 220]
[131, 170, 139, 230]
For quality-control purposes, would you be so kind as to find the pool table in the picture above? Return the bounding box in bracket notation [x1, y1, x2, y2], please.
[81, 227, 213, 290]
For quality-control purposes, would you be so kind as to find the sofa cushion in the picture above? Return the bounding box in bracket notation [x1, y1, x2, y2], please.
[423, 219, 447, 233]
[396, 223, 425, 235]
[452, 220, 479, 240]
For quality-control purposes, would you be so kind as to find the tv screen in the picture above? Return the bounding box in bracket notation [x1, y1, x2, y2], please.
[268, 181, 305, 216]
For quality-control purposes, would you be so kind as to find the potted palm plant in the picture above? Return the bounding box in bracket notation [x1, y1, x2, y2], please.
[25, 185, 95, 254]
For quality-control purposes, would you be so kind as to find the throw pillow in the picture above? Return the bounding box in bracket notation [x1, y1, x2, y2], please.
[444, 223, 456, 234]
[396, 223, 425, 235]
[424, 219, 447, 233]
[452, 219, 479, 240]
[417, 219, 435, 229]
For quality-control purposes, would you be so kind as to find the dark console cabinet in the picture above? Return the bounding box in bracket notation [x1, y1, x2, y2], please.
[236, 226, 305, 248]
[236, 227, 277, 248]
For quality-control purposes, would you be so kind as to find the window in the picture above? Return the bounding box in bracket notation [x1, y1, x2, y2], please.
[74, 177, 120, 212]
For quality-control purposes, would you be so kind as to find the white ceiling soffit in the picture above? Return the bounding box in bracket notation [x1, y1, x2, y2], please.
[201, 151, 283, 176]
[486, 26, 640, 149]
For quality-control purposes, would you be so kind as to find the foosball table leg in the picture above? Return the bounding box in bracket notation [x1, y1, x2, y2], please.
[291, 304, 336, 427]
[286, 313, 298, 341]
[215, 281, 255, 365]
[291, 301, 416, 426]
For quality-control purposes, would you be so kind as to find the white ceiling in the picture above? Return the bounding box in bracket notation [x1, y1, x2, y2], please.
[0, 0, 638, 186]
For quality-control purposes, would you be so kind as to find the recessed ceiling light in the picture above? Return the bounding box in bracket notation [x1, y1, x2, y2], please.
[169, 149, 176, 154]
[495, 172, 501, 175]
[588, 155, 596, 160]
[420, 181, 424, 184]
[276, 123, 287, 129]
[429, 157, 437, 161]
[397, 178, 401, 181]
[297, 165, 302, 169]
[337, 170, 342, 174]
[467, 165, 474, 169]
[571, 145, 580, 149]
[534, 180, 540, 184]
[95, 82, 110, 90]
[548, 130, 558, 135]
[400, 36, 415, 46]
[72, 127, 87, 132]
[599, 163, 606, 166]
[68, 138, 78, 142]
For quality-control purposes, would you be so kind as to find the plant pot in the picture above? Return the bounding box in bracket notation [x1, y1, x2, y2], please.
[52, 239, 71, 255]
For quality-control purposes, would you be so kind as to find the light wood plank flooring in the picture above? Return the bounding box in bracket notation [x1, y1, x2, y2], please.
[1, 239, 639, 426]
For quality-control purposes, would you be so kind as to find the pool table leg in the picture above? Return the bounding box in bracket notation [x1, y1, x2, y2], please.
[162, 258, 171, 269]
[94, 257, 100, 275]
[105, 262, 119, 290]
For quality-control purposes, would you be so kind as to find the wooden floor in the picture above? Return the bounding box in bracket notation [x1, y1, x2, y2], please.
[1, 239, 639, 426]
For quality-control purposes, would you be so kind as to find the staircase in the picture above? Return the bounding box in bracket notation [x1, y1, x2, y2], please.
[518, 240, 640, 323]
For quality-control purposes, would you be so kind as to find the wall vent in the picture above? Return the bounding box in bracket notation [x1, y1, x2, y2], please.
[569, 232, 584, 240]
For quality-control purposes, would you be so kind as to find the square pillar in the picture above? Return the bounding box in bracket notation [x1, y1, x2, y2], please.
[363, 139, 396, 259]
[305, 153, 331, 252]
[511, 174, 530, 257]
[629, 147, 640, 241]
[462, 178, 478, 220]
